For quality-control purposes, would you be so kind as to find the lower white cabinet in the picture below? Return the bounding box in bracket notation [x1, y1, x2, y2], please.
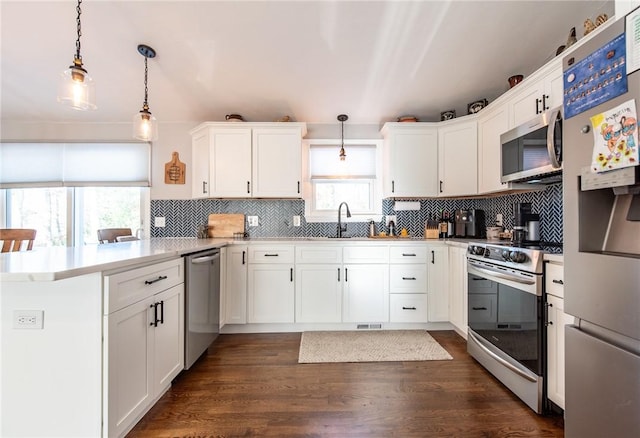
[448, 245, 468, 335]
[104, 260, 184, 438]
[295, 264, 342, 323]
[545, 261, 572, 410]
[248, 264, 295, 323]
[427, 246, 449, 322]
[224, 245, 248, 325]
[343, 263, 389, 322]
[390, 294, 429, 323]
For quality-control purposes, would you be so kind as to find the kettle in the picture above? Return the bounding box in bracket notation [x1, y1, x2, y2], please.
[368, 220, 377, 238]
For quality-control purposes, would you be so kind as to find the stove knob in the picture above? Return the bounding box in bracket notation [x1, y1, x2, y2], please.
[475, 246, 485, 255]
[502, 249, 511, 261]
[509, 251, 527, 263]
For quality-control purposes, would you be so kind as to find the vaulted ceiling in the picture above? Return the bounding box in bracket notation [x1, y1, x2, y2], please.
[1, 0, 614, 126]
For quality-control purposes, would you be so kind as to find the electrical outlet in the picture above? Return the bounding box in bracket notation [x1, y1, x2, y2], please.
[13, 310, 44, 329]
[293, 215, 301, 227]
[496, 213, 503, 227]
[385, 215, 397, 226]
[154, 217, 166, 227]
[247, 216, 259, 227]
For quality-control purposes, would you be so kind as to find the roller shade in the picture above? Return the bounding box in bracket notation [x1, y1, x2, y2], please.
[309, 144, 376, 179]
[0, 142, 151, 188]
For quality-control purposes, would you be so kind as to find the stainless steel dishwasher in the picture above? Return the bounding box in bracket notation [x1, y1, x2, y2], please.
[184, 248, 221, 369]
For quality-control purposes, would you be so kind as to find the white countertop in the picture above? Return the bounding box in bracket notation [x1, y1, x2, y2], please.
[0, 238, 229, 282]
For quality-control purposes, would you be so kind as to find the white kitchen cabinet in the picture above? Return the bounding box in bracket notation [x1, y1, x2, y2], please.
[248, 264, 295, 323]
[190, 123, 307, 199]
[210, 127, 253, 197]
[191, 127, 210, 198]
[508, 59, 562, 127]
[247, 245, 295, 323]
[295, 264, 343, 323]
[381, 123, 439, 197]
[478, 105, 510, 194]
[545, 261, 573, 410]
[448, 245, 468, 336]
[295, 245, 343, 323]
[389, 245, 428, 323]
[224, 245, 248, 325]
[342, 245, 389, 323]
[343, 263, 389, 323]
[427, 245, 449, 322]
[252, 128, 302, 197]
[438, 120, 478, 196]
[104, 259, 184, 438]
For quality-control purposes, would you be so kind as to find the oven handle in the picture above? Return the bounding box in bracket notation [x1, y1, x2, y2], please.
[467, 261, 535, 285]
[468, 331, 537, 383]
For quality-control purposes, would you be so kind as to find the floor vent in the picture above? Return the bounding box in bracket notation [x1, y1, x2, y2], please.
[356, 323, 383, 330]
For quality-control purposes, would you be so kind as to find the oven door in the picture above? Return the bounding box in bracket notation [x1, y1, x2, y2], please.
[467, 258, 543, 375]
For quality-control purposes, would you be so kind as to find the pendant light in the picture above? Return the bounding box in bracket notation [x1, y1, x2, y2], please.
[338, 114, 348, 161]
[57, 0, 96, 110]
[133, 44, 158, 141]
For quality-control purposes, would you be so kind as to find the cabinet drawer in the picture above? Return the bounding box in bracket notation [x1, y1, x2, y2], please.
[343, 246, 389, 264]
[468, 294, 497, 324]
[390, 265, 427, 293]
[104, 258, 184, 314]
[545, 262, 564, 298]
[390, 294, 428, 323]
[389, 246, 428, 263]
[295, 245, 342, 264]
[248, 245, 295, 264]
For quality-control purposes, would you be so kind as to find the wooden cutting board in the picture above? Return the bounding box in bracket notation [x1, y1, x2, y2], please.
[207, 213, 245, 238]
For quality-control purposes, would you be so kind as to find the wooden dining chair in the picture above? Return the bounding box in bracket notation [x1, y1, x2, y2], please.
[0, 228, 37, 252]
[97, 228, 133, 244]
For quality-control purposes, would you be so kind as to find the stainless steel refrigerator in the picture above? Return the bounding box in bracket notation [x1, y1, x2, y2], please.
[562, 16, 640, 438]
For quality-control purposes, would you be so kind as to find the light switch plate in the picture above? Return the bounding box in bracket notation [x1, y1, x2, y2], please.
[154, 217, 166, 227]
[293, 216, 301, 227]
[247, 216, 259, 227]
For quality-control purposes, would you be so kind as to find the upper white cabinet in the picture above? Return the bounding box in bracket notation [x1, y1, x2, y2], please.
[252, 128, 303, 197]
[478, 104, 510, 194]
[191, 127, 210, 198]
[508, 59, 562, 128]
[437, 120, 478, 196]
[190, 123, 307, 199]
[381, 123, 439, 197]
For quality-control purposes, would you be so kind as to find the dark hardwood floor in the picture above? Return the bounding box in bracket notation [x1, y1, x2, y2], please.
[128, 331, 564, 437]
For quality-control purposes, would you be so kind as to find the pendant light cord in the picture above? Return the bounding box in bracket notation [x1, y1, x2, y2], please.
[75, 0, 83, 61]
[143, 56, 149, 107]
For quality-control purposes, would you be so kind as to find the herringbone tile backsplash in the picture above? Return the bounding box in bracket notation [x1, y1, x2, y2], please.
[151, 183, 563, 243]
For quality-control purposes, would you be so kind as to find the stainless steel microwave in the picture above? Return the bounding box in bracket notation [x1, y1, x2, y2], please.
[500, 107, 562, 184]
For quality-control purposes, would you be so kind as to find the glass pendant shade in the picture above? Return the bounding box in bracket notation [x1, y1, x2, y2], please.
[133, 109, 157, 141]
[58, 63, 96, 110]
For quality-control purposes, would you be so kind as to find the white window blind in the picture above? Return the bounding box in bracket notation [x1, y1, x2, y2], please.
[309, 144, 376, 179]
[0, 142, 151, 188]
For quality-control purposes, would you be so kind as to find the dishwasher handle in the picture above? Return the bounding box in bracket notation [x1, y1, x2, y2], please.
[191, 253, 220, 264]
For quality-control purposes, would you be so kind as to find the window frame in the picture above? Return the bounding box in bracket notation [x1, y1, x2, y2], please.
[302, 139, 383, 223]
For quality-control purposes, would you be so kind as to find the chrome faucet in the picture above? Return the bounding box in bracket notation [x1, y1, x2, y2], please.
[337, 202, 352, 238]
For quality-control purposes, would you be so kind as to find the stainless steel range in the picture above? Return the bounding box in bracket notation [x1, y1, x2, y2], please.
[466, 242, 545, 413]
